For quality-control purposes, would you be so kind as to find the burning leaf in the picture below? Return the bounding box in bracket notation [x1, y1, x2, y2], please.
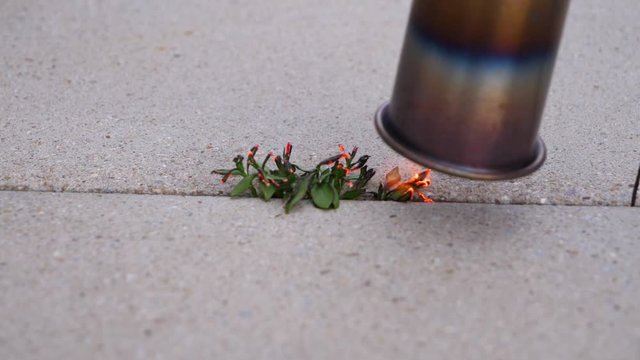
[376, 168, 433, 203]
[384, 167, 402, 190]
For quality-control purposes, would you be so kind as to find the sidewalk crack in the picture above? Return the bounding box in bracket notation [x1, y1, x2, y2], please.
[632, 162, 640, 207]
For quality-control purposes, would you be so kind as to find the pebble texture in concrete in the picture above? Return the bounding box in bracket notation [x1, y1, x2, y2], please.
[0, 191, 639, 359]
[0, 0, 638, 206]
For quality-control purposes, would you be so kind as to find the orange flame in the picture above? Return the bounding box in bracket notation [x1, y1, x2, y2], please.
[418, 192, 434, 203]
[384, 167, 434, 203]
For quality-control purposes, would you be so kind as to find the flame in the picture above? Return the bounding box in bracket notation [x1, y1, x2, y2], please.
[418, 192, 433, 203]
[413, 169, 433, 203]
[385, 167, 434, 203]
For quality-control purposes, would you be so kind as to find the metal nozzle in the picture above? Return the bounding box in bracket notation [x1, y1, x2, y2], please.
[376, 0, 570, 180]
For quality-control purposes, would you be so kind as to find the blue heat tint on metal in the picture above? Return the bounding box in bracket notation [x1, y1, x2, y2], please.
[410, 26, 553, 69]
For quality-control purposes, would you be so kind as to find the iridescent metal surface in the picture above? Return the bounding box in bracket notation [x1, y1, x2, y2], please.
[376, 0, 570, 180]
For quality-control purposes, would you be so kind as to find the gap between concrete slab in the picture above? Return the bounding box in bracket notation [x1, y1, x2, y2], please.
[0, 187, 635, 208]
[632, 163, 640, 207]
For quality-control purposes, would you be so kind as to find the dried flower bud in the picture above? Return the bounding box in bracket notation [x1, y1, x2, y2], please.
[284, 143, 293, 158]
[319, 154, 343, 166]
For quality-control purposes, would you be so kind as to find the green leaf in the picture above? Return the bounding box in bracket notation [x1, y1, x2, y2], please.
[311, 182, 334, 209]
[332, 185, 340, 209]
[266, 173, 288, 180]
[260, 182, 276, 201]
[285, 176, 310, 213]
[230, 174, 256, 196]
[342, 189, 365, 200]
[387, 185, 412, 202]
[333, 166, 347, 179]
[319, 169, 331, 183]
[375, 183, 385, 200]
[387, 191, 404, 201]
[235, 163, 245, 175]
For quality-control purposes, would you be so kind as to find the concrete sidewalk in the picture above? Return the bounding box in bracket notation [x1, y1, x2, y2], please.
[1, 191, 639, 360]
[0, 0, 638, 205]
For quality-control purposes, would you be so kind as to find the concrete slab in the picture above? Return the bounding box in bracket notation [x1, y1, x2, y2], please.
[0, 0, 638, 205]
[0, 191, 639, 359]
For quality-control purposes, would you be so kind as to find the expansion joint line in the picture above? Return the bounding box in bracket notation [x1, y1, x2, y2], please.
[632, 162, 640, 207]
